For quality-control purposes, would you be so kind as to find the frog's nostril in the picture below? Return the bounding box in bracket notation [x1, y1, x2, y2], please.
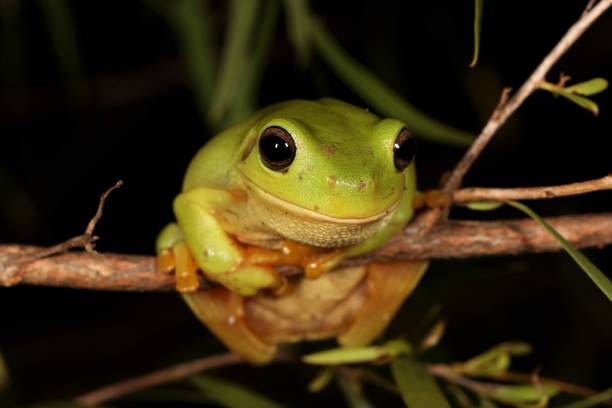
[358, 179, 367, 192]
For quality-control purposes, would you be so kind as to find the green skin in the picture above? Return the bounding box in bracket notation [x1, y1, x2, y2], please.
[156, 98, 417, 296]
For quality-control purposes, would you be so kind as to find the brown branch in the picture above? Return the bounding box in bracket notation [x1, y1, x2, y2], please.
[453, 174, 612, 203]
[75, 353, 243, 407]
[1, 211, 610, 292]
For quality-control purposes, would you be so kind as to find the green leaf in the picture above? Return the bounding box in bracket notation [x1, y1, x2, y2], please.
[221, 0, 281, 128]
[190, 375, 287, 408]
[310, 20, 475, 147]
[458, 342, 532, 377]
[507, 201, 612, 302]
[337, 375, 375, 408]
[470, 0, 484, 67]
[282, 0, 311, 65]
[209, 0, 260, 123]
[489, 384, 558, 405]
[557, 385, 612, 408]
[38, 0, 84, 99]
[303, 340, 411, 365]
[303, 346, 388, 365]
[308, 367, 335, 393]
[391, 354, 451, 408]
[539, 81, 600, 115]
[464, 201, 504, 211]
[478, 398, 500, 408]
[148, 0, 217, 119]
[565, 78, 608, 96]
[0, 351, 8, 392]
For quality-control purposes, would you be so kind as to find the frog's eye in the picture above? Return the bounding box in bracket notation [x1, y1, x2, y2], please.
[259, 126, 296, 171]
[393, 128, 417, 172]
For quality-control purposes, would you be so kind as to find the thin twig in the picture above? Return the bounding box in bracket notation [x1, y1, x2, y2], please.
[453, 174, 612, 203]
[84, 180, 123, 252]
[75, 353, 243, 406]
[0, 180, 122, 287]
[427, 364, 498, 395]
[441, 0, 612, 209]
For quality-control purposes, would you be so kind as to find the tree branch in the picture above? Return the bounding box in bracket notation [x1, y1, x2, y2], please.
[1, 211, 610, 292]
[441, 0, 612, 199]
[76, 353, 243, 407]
[453, 174, 612, 202]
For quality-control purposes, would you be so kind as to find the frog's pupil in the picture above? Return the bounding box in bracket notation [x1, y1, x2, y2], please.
[259, 126, 296, 171]
[393, 129, 416, 171]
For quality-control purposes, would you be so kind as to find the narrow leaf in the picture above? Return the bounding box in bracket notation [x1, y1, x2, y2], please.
[490, 384, 558, 404]
[337, 375, 375, 408]
[457, 342, 532, 377]
[565, 78, 608, 96]
[311, 20, 475, 147]
[303, 346, 389, 365]
[308, 367, 335, 393]
[38, 0, 84, 98]
[304, 340, 410, 365]
[539, 82, 600, 115]
[209, 0, 260, 123]
[0, 351, 8, 391]
[222, 0, 281, 127]
[282, 0, 311, 65]
[148, 0, 217, 119]
[470, 0, 484, 67]
[507, 200, 612, 302]
[191, 375, 287, 408]
[391, 354, 451, 408]
[464, 201, 504, 211]
[557, 385, 612, 408]
[419, 319, 447, 351]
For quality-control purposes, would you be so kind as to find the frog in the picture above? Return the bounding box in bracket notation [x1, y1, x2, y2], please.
[156, 98, 428, 364]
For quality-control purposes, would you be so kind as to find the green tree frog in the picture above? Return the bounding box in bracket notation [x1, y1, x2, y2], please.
[156, 98, 428, 363]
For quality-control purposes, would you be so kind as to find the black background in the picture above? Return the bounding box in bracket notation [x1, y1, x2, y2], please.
[1, 1, 611, 406]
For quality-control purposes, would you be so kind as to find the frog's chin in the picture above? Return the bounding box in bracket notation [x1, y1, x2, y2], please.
[243, 178, 399, 224]
[242, 178, 400, 248]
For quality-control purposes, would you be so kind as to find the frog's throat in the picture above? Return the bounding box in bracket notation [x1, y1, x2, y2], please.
[242, 177, 400, 224]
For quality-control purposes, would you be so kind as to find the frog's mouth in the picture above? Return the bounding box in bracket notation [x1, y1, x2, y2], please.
[243, 177, 400, 224]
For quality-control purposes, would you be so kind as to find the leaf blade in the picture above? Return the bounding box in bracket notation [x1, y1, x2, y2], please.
[507, 200, 612, 302]
[337, 375, 375, 408]
[470, 0, 484, 67]
[565, 78, 608, 96]
[391, 354, 451, 408]
[190, 375, 287, 408]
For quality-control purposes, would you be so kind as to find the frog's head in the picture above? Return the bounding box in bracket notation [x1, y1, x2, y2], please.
[237, 98, 417, 247]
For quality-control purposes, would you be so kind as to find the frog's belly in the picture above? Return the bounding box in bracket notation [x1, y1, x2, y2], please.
[243, 265, 368, 343]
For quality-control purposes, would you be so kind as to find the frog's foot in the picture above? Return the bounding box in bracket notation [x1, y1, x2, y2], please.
[182, 287, 277, 364]
[338, 260, 429, 347]
[157, 241, 201, 292]
[242, 240, 344, 280]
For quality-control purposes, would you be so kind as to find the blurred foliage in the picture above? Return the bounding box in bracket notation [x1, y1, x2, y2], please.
[0, 0, 611, 407]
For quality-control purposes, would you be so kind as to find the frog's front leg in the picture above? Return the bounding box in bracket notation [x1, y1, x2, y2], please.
[172, 187, 282, 296]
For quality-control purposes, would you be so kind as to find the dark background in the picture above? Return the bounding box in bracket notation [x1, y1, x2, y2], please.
[0, 0, 611, 406]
